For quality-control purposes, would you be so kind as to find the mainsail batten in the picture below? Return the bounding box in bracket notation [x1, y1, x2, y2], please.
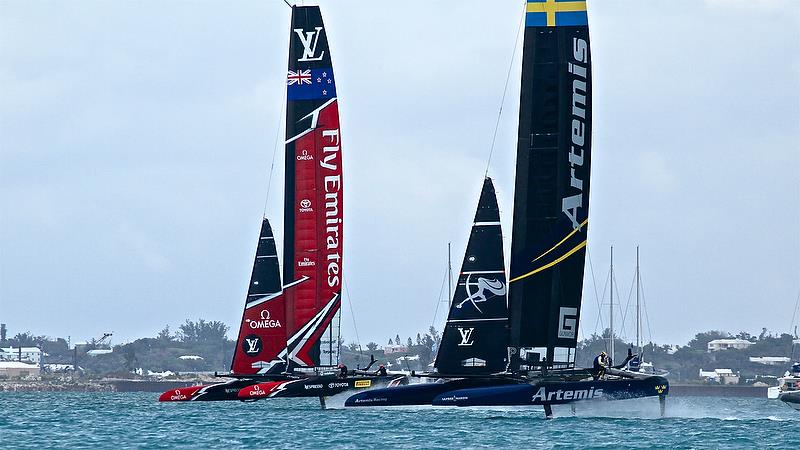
[283, 6, 343, 368]
[508, 1, 592, 368]
[435, 178, 509, 375]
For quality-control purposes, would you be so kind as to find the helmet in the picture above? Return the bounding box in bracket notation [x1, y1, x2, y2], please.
[600, 351, 607, 356]
[379, 364, 385, 368]
[337, 364, 344, 368]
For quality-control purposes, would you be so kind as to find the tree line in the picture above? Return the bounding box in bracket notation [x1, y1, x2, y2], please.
[3, 321, 796, 382]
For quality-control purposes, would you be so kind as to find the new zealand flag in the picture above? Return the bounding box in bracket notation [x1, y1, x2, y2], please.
[287, 68, 336, 101]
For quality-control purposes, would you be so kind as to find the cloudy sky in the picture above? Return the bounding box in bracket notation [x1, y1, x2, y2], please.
[1, 0, 798, 349]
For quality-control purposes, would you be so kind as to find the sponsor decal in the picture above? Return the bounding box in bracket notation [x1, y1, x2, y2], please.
[320, 128, 342, 288]
[655, 384, 667, 394]
[169, 389, 188, 401]
[438, 395, 469, 402]
[246, 309, 282, 329]
[328, 382, 349, 389]
[531, 386, 603, 403]
[298, 257, 316, 268]
[299, 198, 313, 213]
[455, 275, 506, 313]
[245, 384, 267, 397]
[294, 27, 325, 62]
[562, 37, 589, 230]
[354, 380, 371, 388]
[304, 384, 324, 390]
[353, 397, 387, 404]
[242, 334, 262, 356]
[296, 149, 313, 161]
[461, 357, 487, 367]
[557, 307, 578, 339]
[457, 327, 475, 346]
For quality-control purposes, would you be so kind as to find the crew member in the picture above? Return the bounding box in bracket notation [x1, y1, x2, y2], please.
[375, 364, 387, 376]
[593, 351, 608, 380]
[338, 363, 348, 378]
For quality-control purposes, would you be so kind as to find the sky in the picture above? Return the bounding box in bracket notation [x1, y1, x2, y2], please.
[1, 0, 798, 349]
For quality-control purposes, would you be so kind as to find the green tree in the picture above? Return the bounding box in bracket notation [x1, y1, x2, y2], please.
[157, 325, 173, 342]
[686, 330, 729, 351]
[179, 319, 229, 343]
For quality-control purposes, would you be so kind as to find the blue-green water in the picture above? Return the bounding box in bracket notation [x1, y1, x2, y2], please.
[1, 392, 797, 448]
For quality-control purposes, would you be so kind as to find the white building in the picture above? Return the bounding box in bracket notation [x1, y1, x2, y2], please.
[699, 368, 740, 384]
[0, 361, 40, 378]
[0, 346, 44, 364]
[707, 339, 753, 352]
[384, 344, 408, 355]
[749, 356, 791, 366]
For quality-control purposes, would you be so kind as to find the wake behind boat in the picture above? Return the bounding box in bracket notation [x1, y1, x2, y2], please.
[345, 0, 668, 417]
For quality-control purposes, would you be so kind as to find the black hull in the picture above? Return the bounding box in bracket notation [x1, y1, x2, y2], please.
[344, 375, 668, 408]
[780, 391, 800, 410]
[345, 378, 520, 407]
[433, 376, 669, 407]
[267, 374, 408, 398]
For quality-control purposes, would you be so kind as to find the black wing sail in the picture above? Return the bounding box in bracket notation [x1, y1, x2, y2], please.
[435, 178, 509, 375]
[508, 1, 592, 370]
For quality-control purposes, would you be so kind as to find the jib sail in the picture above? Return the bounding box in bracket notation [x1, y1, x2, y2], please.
[435, 178, 509, 375]
[283, 5, 342, 369]
[508, 0, 592, 369]
[231, 218, 287, 374]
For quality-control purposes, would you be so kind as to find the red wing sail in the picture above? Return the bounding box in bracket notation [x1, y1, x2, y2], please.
[283, 5, 343, 368]
[230, 219, 286, 375]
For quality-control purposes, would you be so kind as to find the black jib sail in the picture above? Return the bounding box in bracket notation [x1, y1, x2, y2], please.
[435, 178, 509, 375]
[283, 5, 343, 369]
[231, 218, 286, 375]
[508, 0, 592, 370]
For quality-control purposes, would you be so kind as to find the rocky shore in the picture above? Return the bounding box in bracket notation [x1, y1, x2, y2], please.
[0, 379, 198, 393]
[0, 380, 114, 392]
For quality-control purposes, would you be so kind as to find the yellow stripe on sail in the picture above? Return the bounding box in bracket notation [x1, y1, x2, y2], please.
[510, 240, 587, 283]
[532, 218, 588, 263]
[527, 0, 587, 27]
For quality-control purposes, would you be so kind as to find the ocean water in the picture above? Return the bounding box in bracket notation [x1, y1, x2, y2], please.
[1, 392, 797, 449]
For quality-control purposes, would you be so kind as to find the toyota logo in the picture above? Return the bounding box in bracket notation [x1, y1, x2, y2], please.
[300, 199, 311, 208]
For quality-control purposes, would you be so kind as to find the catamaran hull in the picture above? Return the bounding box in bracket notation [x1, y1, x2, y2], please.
[159, 378, 274, 402]
[238, 375, 408, 400]
[432, 376, 669, 407]
[344, 378, 522, 407]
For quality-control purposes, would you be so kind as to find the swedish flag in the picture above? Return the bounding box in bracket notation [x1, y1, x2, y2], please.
[526, 0, 588, 27]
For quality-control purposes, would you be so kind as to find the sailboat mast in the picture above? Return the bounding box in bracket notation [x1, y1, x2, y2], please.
[448, 242, 453, 305]
[610, 246, 614, 362]
[636, 246, 641, 355]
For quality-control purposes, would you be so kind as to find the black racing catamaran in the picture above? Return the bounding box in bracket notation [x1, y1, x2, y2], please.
[159, 4, 405, 403]
[345, 0, 668, 417]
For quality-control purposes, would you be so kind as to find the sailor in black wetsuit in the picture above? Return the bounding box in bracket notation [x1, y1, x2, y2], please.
[375, 364, 387, 376]
[338, 363, 348, 378]
[593, 351, 608, 380]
